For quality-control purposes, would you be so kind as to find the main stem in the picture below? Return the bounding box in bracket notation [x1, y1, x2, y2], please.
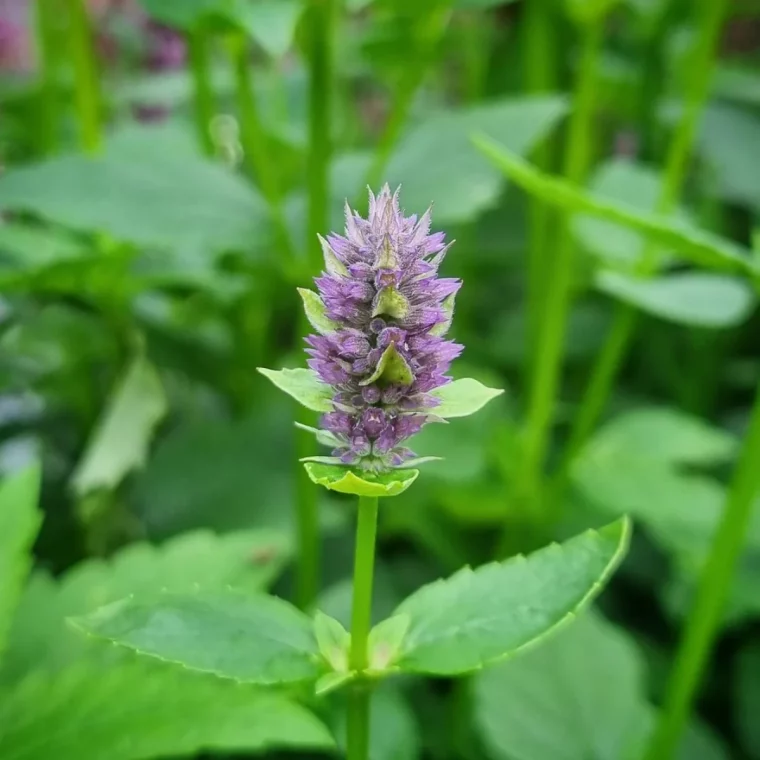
[520, 17, 603, 493]
[66, 0, 101, 154]
[347, 495, 379, 760]
[642, 381, 760, 760]
[186, 29, 216, 156]
[556, 0, 728, 477]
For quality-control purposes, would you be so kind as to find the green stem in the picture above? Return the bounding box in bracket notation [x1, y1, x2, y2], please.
[66, 0, 101, 153]
[35, 0, 61, 155]
[642, 381, 760, 760]
[294, 425, 320, 610]
[364, 1, 451, 192]
[186, 29, 216, 156]
[555, 0, 728, 478]
[523, 0, 557, 389]
[347, 495, 379, 760]
[520, 17, 604, 490]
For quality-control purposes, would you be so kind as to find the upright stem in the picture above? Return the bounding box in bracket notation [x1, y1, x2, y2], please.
[66, 0, 101, 153]
[520, 17, 604, 491]
[555, 0, 728, 477]
[186, 29, 216, 156]
[643, 381, 760, 760]
[35, 0, 61, 155]
[294, 427, 320, 609]
[347, 495, 379, 760]
[522, 0, 557, 389]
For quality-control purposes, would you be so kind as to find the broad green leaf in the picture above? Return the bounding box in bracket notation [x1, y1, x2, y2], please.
[430, 377, 504, 418]
[475, 611, 649, 760]
[0, 124, 270, 256]
[574, 159, 692, 268]
[236, 0, 305, 58]
[596, 271, 756, 328]
[73, 588, 321, 685]
[383, 96, 568, 224]
[0, 661, 334, 760]
[392, 518, 630, 675]
[0, 465, 41, 657]
[473, 133, 757, 276]
[298, 288, 338, 335]
[737, 644, 760, 758]
[2, 529, 291, 679]
[258, 367, 333, 412]
[712, 64, 760, 108]
[70, 355, 167, 499]
[304, 462, 419, 497]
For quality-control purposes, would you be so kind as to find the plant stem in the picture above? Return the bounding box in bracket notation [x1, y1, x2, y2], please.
[642, 381, 760, 760]
[294, 426, 320, 609]
[520, 16, 604, 491]
[35, 0, 62, 155]
[522, 0, 557, 389]
[555, 0, 728, 478]
[186, 29, 216, 156]
[347, 495, 379, 760]
[66, 0, 101, 153]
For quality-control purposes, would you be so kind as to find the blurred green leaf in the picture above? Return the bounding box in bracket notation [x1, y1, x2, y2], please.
[0, 465, 41, 657]
[392, 518, 630, 675]
[737, 644, 760, 759]
[384, 96, 568, 224]
[70, 355, 167, 500]
[596, 271, 756, 328]
[0, 661, 334, 760]
[2, 528, 291, 679]
[0, 124, 271, 256]
[473, 133, 758, 276]
[73, 588, 321, 685]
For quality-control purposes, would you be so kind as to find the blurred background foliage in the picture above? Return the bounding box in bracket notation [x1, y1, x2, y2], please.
[1, 0, 760, 758]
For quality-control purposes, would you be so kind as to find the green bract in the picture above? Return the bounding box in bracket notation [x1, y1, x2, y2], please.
[302, 463, 419, 497]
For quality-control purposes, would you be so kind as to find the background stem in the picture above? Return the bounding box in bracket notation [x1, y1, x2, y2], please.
[35, 0, 61, 155]
[66, 0, 101, 154]
[643, 381, 760, 760]
[186, 29, 216, 156]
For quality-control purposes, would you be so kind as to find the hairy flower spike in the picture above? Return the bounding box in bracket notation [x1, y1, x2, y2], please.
[307, 185, 462, 472]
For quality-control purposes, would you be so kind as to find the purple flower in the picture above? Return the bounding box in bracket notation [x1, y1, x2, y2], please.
[307, 185, 462, 472]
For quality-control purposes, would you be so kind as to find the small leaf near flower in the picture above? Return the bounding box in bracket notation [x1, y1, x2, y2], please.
[303, 462, 419, 497]
[429, 292, 457, 337]
[360, 343, 414, 387]
[314, 610, 350, 674]
[368, 614, 411, 675]
[431, 378, 504, 418]
[372, 286, 410, 319]
[258, 368, 334, 412]
[315, 671, 353, 697]
[298, 289, 340, 336]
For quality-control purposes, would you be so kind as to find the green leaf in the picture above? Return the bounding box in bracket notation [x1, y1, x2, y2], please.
[70, 355, 167, 499]
[0, 661, 334, 760]
[392, 518, 630, 675]
[430, 378, 504, 418]
[596, 271, 756, 328]
[368, 614, 411, 673]
[236, 0, 305, 58]
[72, 589, 321, 685]
[361, 343, 414, 386]
[0, 465, 42, 657]
[384, 96, 568, 224]
[2, 528, 291, 680]
[257, 367, 333, 412]
[473, 133, 757, 276]
[314, 610, 350, 673]
[298, 288, 338, 335]
[0, 124, 270, 256]
[737, 644, 760, 758]
[303, 463, 419, 497]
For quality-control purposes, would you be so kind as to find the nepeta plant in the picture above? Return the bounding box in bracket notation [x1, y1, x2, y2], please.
[73, 189, 630, 760]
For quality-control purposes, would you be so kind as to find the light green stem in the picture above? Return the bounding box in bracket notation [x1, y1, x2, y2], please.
[294, 425, 320, 610]
[35, 0, 61, 155]
[347, 495, 379, 760]
[66, 0, 101, 153]
[520, 17, 603, 490]
[186, 29, 216, 156]
[642, 380, 760, 760]
[556, 0, 728, 477]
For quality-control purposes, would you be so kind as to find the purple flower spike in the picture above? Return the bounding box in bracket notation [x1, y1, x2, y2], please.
[308, 185, 462, 472]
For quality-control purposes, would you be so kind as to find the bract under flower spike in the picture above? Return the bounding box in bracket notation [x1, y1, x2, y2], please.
[306, 185, 462, 472]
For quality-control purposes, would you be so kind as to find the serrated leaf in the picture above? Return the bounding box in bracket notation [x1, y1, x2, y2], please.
[0, 661, 334, 760]
[303, 462, 419, 497]
[72, 589, 321, 685]
[392, 518, 630, 675]
[257, 367, 333, 412]
[70, 355, 167, 499]
[596, 271, 756, 328]
[298, 288, 339, 335]
[430, 377, 504, 418]
[473, 133, 757, 276]
[0, 465, 42, 657]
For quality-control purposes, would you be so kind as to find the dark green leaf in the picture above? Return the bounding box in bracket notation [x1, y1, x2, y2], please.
[737, 644, 760, 758]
